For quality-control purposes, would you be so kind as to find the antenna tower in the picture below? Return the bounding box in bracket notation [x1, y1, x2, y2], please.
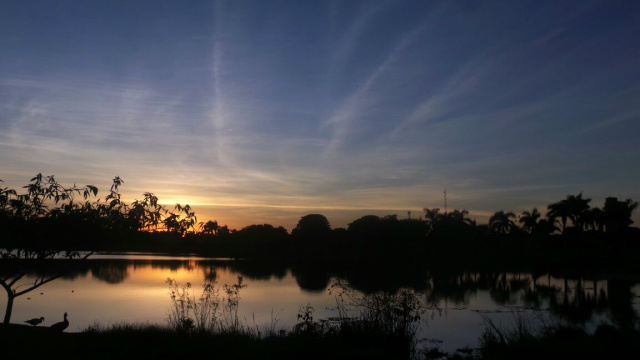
[444, 188, 447, 214]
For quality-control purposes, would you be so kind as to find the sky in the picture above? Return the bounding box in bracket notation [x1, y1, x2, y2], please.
[1, 1, 639, 231]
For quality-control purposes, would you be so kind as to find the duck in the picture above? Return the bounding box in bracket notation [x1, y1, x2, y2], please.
[50, 312, 69, 332]
[25, 317, 45, 326]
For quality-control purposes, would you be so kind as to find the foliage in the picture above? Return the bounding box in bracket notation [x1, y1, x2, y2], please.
[546, 192, 591, 232]
[489, 210, 516, 234]
[329, 279, 424, 358]
[292, 214, 332, 241]
[0, 173, 204, 240]
[166, 276, 247, 334]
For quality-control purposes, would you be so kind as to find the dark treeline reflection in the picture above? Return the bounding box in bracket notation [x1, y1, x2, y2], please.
[425, 269, 638, 327]
[8, 258, 639, 328]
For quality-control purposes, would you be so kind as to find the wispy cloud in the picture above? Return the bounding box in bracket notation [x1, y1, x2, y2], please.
[322, 23, 425, 156]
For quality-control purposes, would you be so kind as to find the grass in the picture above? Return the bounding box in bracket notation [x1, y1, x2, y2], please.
[2, 320, 413, 360]
[6, 278, 639, 360]
[4, 309, 640, 360]
[419, 308, 640, 360]
[3, 279, 422, 360]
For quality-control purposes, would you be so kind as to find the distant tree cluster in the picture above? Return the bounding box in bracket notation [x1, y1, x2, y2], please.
[422, 192, 638, 237]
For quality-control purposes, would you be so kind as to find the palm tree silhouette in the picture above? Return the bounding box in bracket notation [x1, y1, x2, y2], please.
[444, 209, 475, 227]
[489, 210, 516, 234]
[519, 208, 541, 234]
[547, 193, 591, 233]
[423, 208, 440, 233]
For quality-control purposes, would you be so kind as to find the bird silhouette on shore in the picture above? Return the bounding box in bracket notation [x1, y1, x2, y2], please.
[50, 312, 69, 332]
[25, 317, 45, 326]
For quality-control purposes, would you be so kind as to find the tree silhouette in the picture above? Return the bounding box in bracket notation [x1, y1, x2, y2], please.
[292, 214, 331, 241]
[577, 207, 606, 232]
[423, 207, 441, 234]
[489, 210, 516, 234]
[0, 174, 101, 324]
[519, 208, 541, 234]
[0, 173, 204, 323]
[604, 197, 638, 233]
[590, 207, 606, 232]
[547, 193, 591, 233]
[533, 218, 560, 236]
[202, 220, 219, 235]
[441, 209, 475, 228]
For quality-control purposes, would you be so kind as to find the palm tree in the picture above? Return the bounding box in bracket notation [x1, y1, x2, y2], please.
[519, 208, 541, 234]
[547, 192, 591, 233]
[443, 209, 475, 228]
[489, 210, 516, 234]
[534, 218, 560, 236]
[565, 192, 591, 227]
[577, 208, 603, 231]
[423, 207, 440, 233]
[547, 201, 569, 233]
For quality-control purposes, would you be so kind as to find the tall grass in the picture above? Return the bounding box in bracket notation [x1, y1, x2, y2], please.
[328, 279, 425, 359]
[61, 278, 454, 359]
[166, 276, 263, 336]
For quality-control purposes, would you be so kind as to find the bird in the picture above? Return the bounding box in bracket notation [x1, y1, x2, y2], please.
[25, 317, 45, 326]
[50, 312, 69, 332]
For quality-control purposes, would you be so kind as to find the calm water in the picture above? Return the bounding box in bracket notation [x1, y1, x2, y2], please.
[4, 253, 640, 352]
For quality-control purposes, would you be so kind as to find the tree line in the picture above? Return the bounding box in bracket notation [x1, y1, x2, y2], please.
[1, 174, 639, 264]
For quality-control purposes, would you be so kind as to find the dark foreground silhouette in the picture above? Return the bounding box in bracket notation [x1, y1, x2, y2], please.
[0, 322, 412, 360]
[50, 312, 69, 332]
[2, 321, 639, 360]
[24, 316, 44, 326]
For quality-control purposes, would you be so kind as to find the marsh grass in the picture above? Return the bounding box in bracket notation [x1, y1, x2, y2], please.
[479, 307, 543, 346]
[9, 288, 638, 360]
[328, 279, 425, 359]
[166, 276, 258, 335]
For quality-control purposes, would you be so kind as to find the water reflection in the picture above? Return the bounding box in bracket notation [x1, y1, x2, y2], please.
[3, 255, 639, 351]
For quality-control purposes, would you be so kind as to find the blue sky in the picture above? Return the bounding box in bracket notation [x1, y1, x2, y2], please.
[1, 1, 639, 231]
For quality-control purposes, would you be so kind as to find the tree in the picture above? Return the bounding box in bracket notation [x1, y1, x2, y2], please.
[547, 193, 591, 233]
[1, 250, 93, 324]
[604, 197, 638, 233]
[0, 174, 102, 324]
[423, 208, 440, 234]
[127, 192, 163, 231]
[163, 204, 198, 236]
[489, 210, 516, 234]
[202, 220, 219, 235]
[292, 214, 331, 241]
[442, 209, 475, 228]
[577, 207, 605, 232]
[0, 173, 203, 323]
[519, 208, 541, 234]
[232, 224, 289, 257]
[347, 215, 384, 238]
[533, 218, 560, 236]
[590, 207, 606, 232]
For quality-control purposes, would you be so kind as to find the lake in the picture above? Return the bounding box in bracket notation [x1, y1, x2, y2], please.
[4, 252, 640, 353]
